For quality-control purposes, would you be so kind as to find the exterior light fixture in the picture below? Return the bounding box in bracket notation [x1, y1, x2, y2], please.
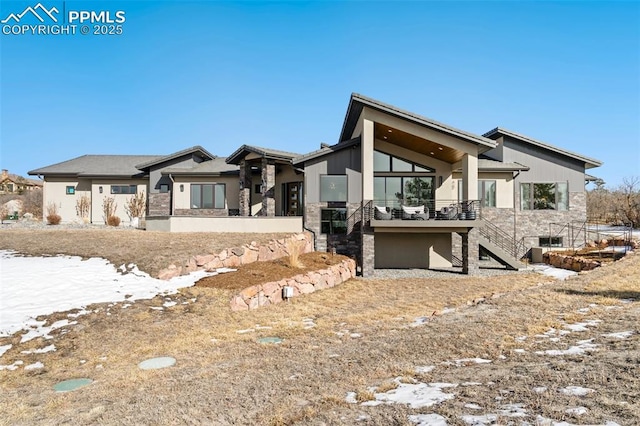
[180, 184, 184, 192]
[99, 186, 103, 193]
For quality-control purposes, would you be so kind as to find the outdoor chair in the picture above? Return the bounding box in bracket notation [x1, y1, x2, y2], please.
[438, 205, 458, 220]
[374, 205, 393, 220]
[401, 205, 429, 220]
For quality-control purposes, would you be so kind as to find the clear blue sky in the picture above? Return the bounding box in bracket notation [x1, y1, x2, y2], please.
[1, 1, 638, 188]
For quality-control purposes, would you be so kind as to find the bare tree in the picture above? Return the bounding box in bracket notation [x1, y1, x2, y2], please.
[614, 176, 640, 227]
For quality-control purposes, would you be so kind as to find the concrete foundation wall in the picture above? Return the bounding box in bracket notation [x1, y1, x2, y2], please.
[374, 232, 452, 268]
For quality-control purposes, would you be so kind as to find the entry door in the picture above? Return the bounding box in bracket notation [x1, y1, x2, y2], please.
[285, 182, 303, 216]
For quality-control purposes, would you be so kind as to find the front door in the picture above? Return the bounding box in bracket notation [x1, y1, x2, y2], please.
[285, 182, 303, 216]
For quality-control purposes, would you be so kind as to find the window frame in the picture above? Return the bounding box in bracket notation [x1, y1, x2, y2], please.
[320, 208, 347, 235]
[65, 186, 75, 195]
[190, 183, 226, 209]
[373, 150, 434, 173]
[478, 180, 496, 207]
[110, 185, 137, 195]
[539, 236, 563, 247]
[520, 182, 569, 211]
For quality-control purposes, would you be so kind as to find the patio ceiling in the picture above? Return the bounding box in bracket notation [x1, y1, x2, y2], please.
[374, 122, 466, 164]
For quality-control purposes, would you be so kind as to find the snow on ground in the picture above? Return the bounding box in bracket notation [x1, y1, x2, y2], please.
[0, 250, 232, 342]
[361, 379, 457, 409]
[529, 264, 578, 280]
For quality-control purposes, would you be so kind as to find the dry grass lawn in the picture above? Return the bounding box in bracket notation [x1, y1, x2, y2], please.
[0, 228, 638, 425]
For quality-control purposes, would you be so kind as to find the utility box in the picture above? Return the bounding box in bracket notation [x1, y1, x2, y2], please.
[282, 286, 294, 299]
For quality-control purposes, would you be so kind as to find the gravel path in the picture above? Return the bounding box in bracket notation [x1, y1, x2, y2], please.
[369, 266, 531, 279]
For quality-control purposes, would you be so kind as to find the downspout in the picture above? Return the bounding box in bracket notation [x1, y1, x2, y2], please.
[168, 173, 175, 216]
[513, 171, 520, 255]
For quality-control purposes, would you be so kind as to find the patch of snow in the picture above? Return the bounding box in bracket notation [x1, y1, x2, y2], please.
[162, 301, 177, 308]
[0, 360, 23, 371]
[441, 307, 456, 314]
[464, 403, 482, 410]
[460, 414, 498, 425]
[535, 339, 599, 356]
[415, 365, 436, 374]
[355, 414, 370, 422]
[410, 316, 429, 327]
[499, 403, 527, 417]
[408, 413, 448, 426]
[515, 335, 527, 342]
[20, 344, 55, 354]
[560, 386, 594, 396]
[0, 344, 12, 357]
[350, 333, 362, 338]
[448, 358, 492, 366]
[461, 382, 482, 386]
[150, 307, 163, 311]
[514, 349, 526, 354]
[24, 361, 44, 371]
[565, 407, 588, 416]
[563, 320, 601, 332]
[602, 330, 634, 339]
[67, 309, 90, 318]
[362, 380, 457, 409]
[530, 264, 578, 280]
[533, 386, 548, 393]
[0, 251, 227, 339]
[345, 392, 357, 404]
[236, 328, 254, 334]
[536, 415, 621, 426]
[576, 307, 590, 314]
[20, 319, 77, 343]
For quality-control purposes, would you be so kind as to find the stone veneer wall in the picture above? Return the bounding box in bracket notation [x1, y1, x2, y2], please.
[229, 257, 356, 311]
[148, 193, 170, 216]
[157, 232, 313, 280]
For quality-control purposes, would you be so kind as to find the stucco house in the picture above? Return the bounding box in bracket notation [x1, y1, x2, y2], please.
[0, 169, 42, 194]
[29, 93, 601, 276]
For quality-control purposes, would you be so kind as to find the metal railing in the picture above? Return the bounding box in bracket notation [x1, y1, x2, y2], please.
[368, 199, 479, 220]
[479, 220, 528, 261]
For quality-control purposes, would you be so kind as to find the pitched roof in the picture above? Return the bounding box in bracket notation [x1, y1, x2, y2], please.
[339, 93, 497, 149]
[135, 146, 215, 169]
[0, 172, 42, 186]
[28, 155, 161, 177]
[226, 145, 300, 165]
[292, 137, 361, 165]
[483, 127, 602, 169]
[162, 158, 239, 175]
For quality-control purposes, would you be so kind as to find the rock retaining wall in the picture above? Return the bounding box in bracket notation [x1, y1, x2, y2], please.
[157, 232, 313, 280]
[230, 258, 356, 311]
[543, 252, 601, 272]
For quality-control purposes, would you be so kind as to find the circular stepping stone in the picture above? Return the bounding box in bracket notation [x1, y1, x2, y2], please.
[53, 378, 93, 392]
[138, 356, 176, 370]
[257, 337, 283, 344]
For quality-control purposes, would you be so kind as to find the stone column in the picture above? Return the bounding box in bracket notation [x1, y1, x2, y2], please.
[239, 160, 251, 216]
[361, 232, 375, 277]
[261, 158, 276, 216]
[461, 228, 479, 274]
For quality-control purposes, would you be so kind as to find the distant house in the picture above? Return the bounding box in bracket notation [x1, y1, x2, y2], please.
[29, 93, 602, 275]
[0, 169, 42, 194]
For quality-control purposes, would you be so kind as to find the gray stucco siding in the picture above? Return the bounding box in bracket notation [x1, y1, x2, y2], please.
[304, 145, 362, 204]
[502, 137, 586, 191]
[148, 154, 203, 194]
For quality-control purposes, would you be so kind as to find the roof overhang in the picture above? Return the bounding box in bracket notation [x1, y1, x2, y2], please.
[339, 93, 497, 149]
[135, 146, 216, 170]
[292, 137, 361, 166]
[226, 145, 299, 165]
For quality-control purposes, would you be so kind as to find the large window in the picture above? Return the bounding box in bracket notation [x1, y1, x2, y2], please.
[479, 180, 496, 207]
[66, 186, 75, 195]
[111, 185, 137, 195]
[373, 151, 435, 208]
[539, 236, 563, 247]
[375, 176, 434, 208]
[320, 208, 347, 234]
[457, 180, 496, 206]
[320, 175, 347, 202]
[374, 151, 433, 173]
[521, 182, 568, 210]
[191, 183, 226, 209]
